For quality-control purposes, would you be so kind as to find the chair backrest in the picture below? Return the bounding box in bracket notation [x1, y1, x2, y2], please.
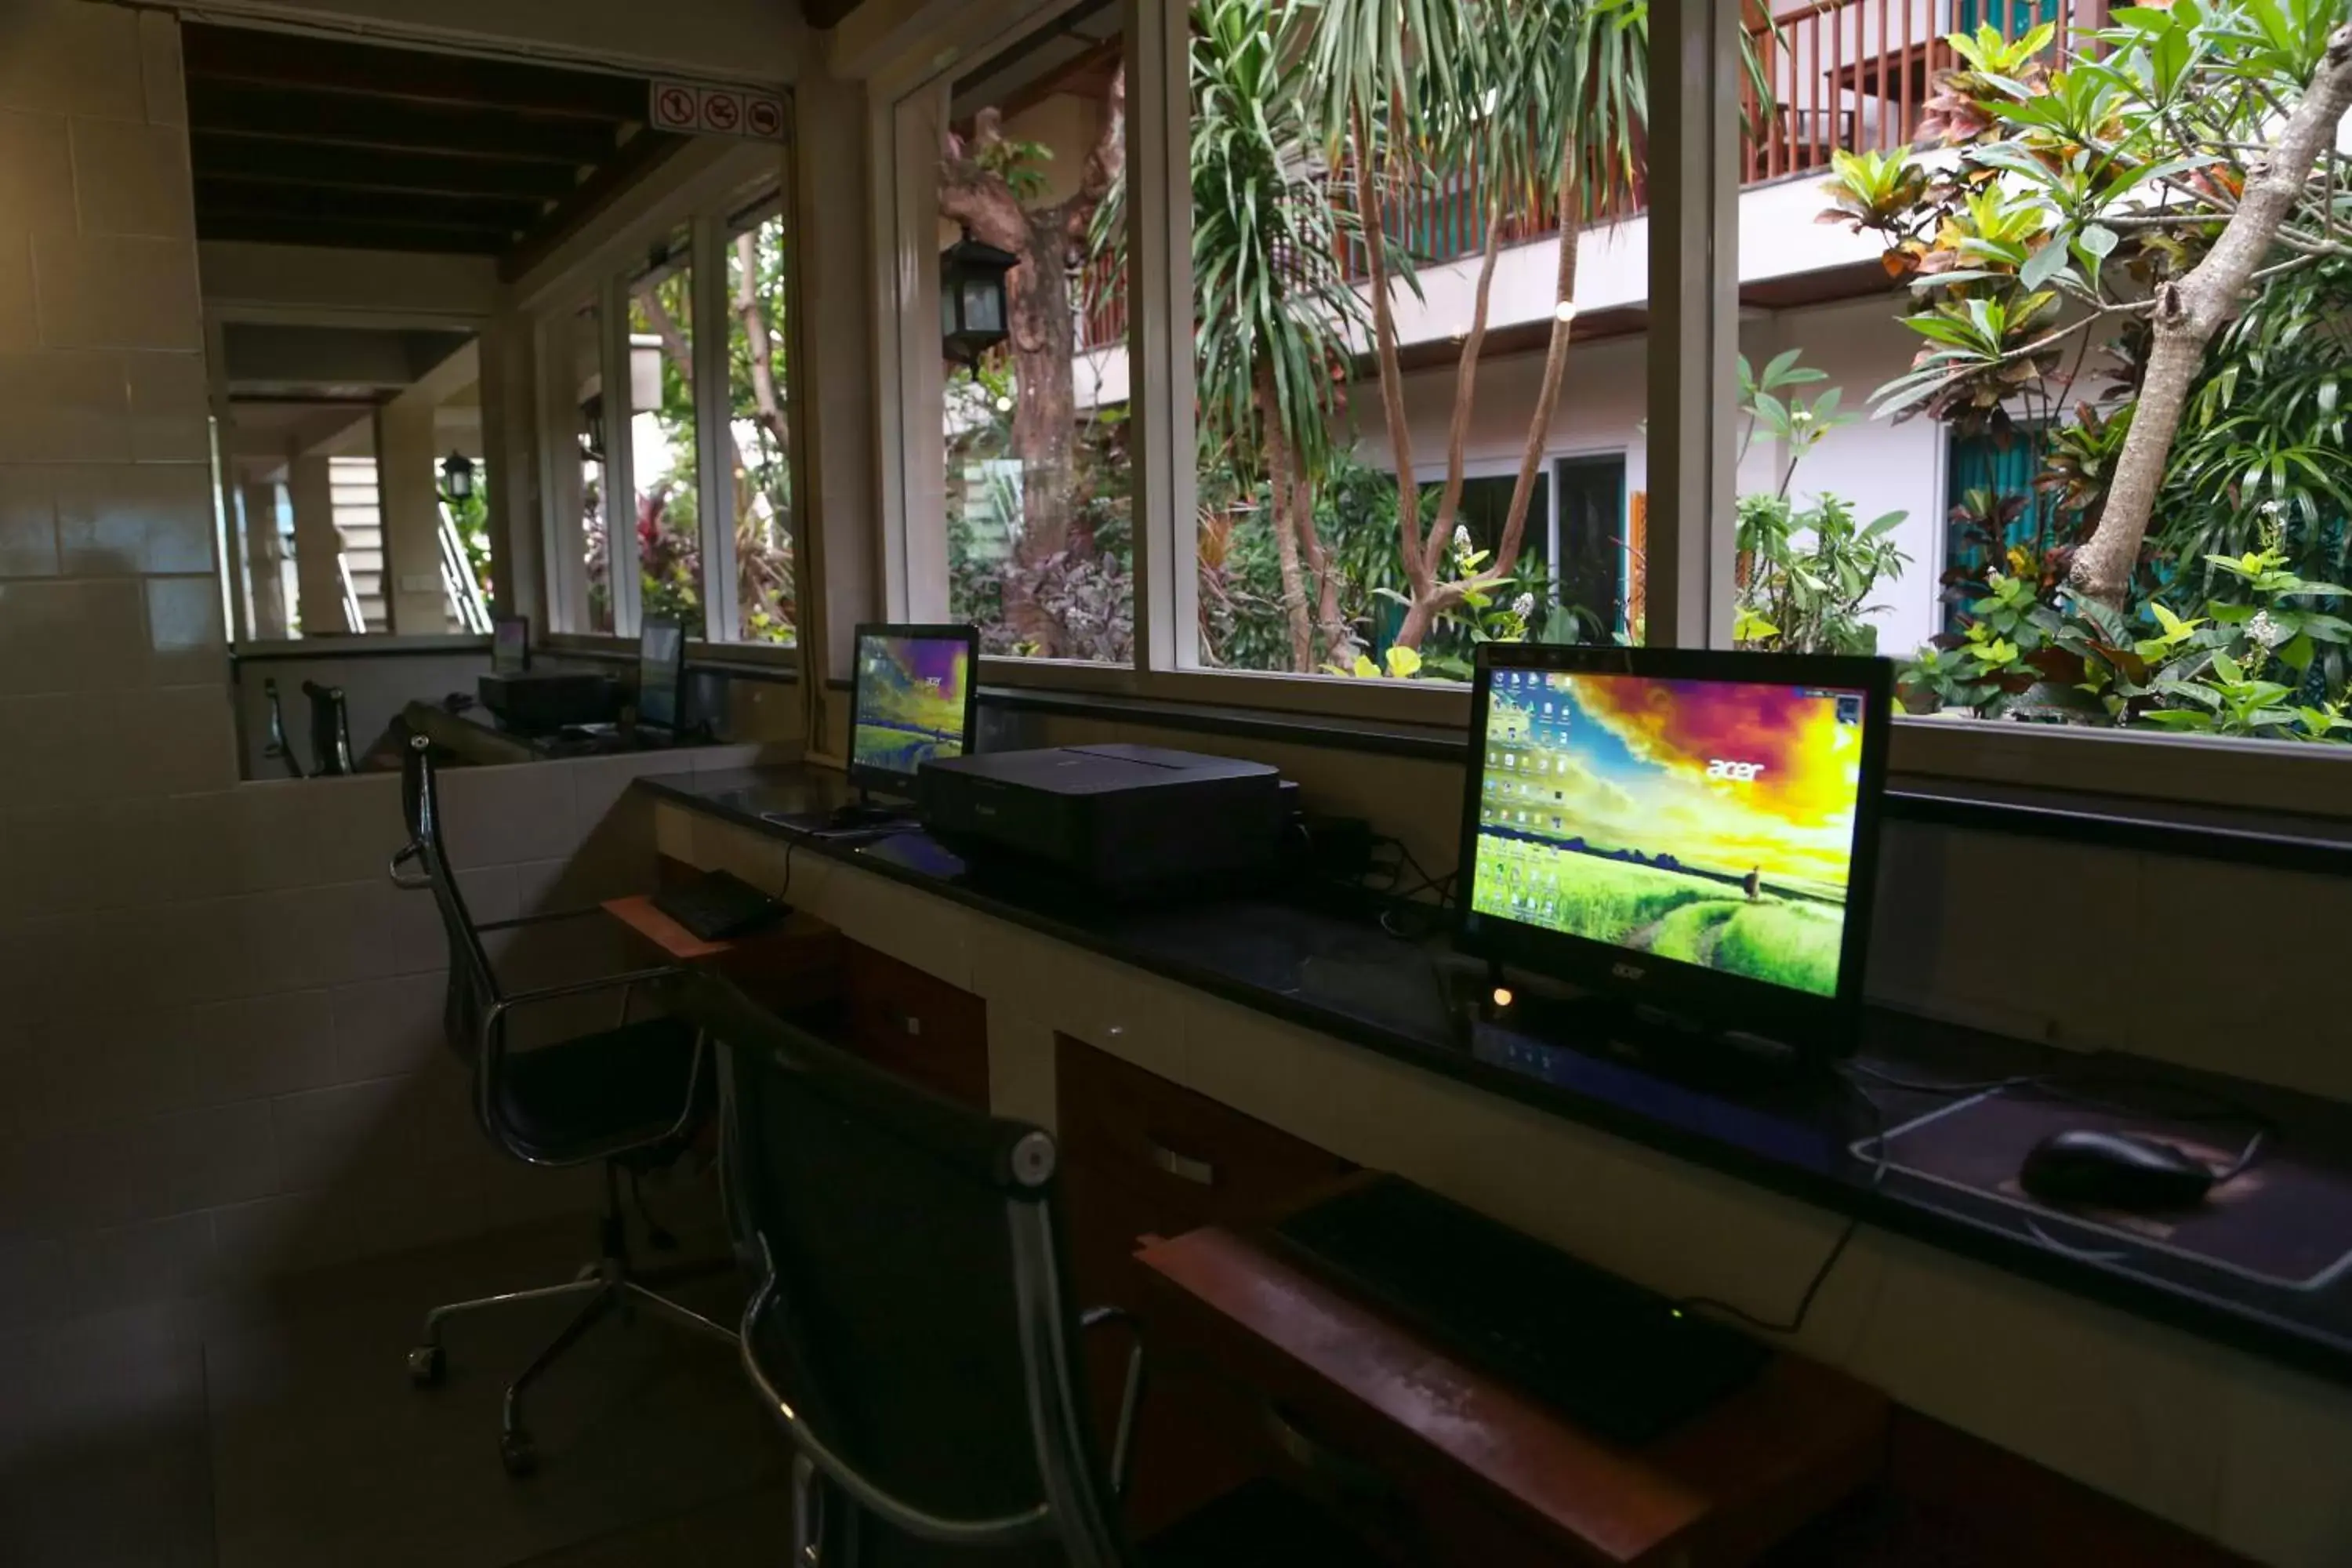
[691, 976, 1134, 1568]
[303, 680, 355, 776]
[262, 678, 306, 779]
[397, 735, 500, 1065]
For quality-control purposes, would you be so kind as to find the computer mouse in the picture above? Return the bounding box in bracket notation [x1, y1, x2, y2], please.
[2018, 1128, 2215, 1210]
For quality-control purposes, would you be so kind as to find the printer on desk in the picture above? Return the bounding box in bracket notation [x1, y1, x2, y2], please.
[919, 743, 1286, 899]
[477, 670, 616, 733]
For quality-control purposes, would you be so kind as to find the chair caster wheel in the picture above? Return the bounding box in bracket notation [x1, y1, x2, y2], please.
[500, 1431, 538, 1478]
[407, 1345, 445, 1387]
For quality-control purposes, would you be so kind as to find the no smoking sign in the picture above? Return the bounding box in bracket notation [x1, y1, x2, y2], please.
[648, 78, 788, 143]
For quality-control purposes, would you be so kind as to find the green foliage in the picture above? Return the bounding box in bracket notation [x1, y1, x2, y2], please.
[1189, 0, 1367, 488]
[975, 135, 1054, 202]
[1734, 494, 1908, 655]
[1732, 350, 1908, 655]
[1820, 0, 2352, 736]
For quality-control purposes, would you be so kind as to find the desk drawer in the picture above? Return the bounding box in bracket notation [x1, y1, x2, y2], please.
[1055, 1035, 1352, 1232]
[844, 943, 989, 1109]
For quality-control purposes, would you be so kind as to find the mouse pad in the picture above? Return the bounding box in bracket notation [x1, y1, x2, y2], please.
[1864, 1088, 2352, 1291]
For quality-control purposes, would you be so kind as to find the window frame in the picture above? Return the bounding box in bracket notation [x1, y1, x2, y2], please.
[859, 0, 2352, 820]
[518, 134, 804, 665]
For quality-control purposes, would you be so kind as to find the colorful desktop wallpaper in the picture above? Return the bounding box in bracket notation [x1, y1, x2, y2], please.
[853, 634, 973, 777]
[1469, 670, 1868, 997]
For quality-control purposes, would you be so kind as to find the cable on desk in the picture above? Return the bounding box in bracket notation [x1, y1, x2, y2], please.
[1673, 1074, 1887, 1338]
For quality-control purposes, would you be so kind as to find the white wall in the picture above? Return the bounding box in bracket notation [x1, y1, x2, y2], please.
[1340, 299, 1945, 654]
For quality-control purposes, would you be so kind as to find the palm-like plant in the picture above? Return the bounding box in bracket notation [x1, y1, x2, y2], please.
[1302, 0, 1653, 652]
[1192, 0, 1371, 669]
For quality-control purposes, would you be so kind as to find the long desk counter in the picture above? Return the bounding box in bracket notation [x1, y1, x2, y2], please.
[642, 764, 2352, 1565]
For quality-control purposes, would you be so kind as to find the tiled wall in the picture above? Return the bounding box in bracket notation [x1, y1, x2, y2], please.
[0, 2, 768, 1335]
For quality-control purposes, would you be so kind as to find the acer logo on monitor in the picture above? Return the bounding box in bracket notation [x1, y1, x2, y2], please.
[1705, 759, 1766, 782]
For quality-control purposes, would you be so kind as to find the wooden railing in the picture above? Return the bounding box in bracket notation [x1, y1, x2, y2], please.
[1072, 0, 2100, 351]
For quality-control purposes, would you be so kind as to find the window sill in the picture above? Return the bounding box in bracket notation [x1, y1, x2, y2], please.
[232, 635, 490, 662]
[964, 681, 2352, 873]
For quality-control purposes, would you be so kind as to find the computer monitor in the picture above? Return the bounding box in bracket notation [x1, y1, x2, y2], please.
[492, 615, 529, 675]
[1455, 644, 1891, 1052]
[848, 622, 979, 799]
[637, 615, 686, 731]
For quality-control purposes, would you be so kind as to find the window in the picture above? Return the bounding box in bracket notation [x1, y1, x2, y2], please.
[1179, 0, 1641, 683]
[629, 229, 702, 628]
[900, 0, 1132, 665]
[859, 0, 2352, 805]
[532, 158, 798, 652]
[564, 296, 615, 637]
[727, 201, 797, 644]
[1784, 0, 2352, 755]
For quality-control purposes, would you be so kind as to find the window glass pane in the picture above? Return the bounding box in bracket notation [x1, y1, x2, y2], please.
[1777, 0, 2352, 750]
[567, 297, 614, 636]
[1730, 0, 1930, 663]
[932, 0, 1130, 663]
[1184, 0, 1642, 683]
[630, 227, 701, 626]
[726, 202, 797, 645]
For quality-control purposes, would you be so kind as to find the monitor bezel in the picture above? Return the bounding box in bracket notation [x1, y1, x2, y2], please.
[491, 614, 531, 675]
[846, 622, 982, 796]
[637, 615, 686, 730]
[1453, 642, 1893, 1054]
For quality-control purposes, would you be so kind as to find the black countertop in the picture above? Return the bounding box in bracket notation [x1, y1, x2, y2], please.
[641, 764, 2352, 1391]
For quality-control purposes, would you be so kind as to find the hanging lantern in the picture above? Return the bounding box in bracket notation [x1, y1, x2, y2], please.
[439, 450, 476, 502]
[939, 227, 1018, 368]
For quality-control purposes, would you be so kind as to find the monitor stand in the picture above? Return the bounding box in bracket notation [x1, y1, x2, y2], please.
[761, 787, 917, 840]
[826, 787, 911, 829]
[1443, 958, 1818, 1095]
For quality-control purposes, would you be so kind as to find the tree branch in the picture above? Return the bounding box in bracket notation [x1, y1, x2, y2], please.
[2068, 24, 2352, 608]
[733, 231, 789, 460]
[1060, 68, 1126, 245]
[1428, 204, 1507, 582]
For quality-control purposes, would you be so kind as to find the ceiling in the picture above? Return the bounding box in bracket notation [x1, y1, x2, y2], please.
[183, 24, 687, 270]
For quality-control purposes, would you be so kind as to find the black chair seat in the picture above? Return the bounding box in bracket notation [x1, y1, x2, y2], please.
[1142, 1479, 1386, 1568]
[495, 1015, 704, 1161]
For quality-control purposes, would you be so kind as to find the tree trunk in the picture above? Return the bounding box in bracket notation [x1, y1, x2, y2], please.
[1426, 207, 1509, 580]
[938, 77, 1124, 658]
[1258, 362, 1317, 672]
[1353, 112, 1429, 604]
[1490, 171, 1584, 583]
[1294, 474, 1352, 662]
[2066, 25, 2352, 609]
[1392, 162, 1587, 650]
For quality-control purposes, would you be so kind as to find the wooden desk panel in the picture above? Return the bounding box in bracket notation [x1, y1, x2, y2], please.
[1138, 1225, 1886, 1566]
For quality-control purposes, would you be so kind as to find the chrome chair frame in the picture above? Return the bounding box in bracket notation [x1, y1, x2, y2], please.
[394, 735, 735, 1476]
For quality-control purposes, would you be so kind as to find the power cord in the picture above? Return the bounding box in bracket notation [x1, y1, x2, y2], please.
[1673, 1074, 1887, 1338]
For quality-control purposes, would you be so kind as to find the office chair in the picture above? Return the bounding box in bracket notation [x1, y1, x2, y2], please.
[261, 677, 305, 779]
[394, 735, 735, 1477]
[302, 679, 355, 777]
[691, 975, 1382, 1568]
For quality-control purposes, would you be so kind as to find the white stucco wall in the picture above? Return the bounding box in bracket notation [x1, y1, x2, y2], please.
[1343, 294, 1947, 656]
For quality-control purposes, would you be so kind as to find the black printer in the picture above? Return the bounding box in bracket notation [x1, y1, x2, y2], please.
[918, 743, 1285, 899]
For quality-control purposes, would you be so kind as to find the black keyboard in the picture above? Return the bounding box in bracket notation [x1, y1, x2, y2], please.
[652, 870, 786, 942]
[1273, 1176, 1769, 1445]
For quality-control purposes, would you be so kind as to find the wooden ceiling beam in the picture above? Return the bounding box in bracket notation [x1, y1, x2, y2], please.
[197, 214, 511, 255]
[182, 24, 648, 123]
[501, 129, 690, 282]
[194, 176, 543, 234]
[187, 80, 620, 165]
[190, 132, 584, 202]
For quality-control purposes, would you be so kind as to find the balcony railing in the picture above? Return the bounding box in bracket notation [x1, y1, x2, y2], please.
[1073, 0, 2096, 351]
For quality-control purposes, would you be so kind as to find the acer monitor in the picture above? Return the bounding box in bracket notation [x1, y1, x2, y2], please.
[848, 623, 980, 798]
[1455, 643, 1892, 1058]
